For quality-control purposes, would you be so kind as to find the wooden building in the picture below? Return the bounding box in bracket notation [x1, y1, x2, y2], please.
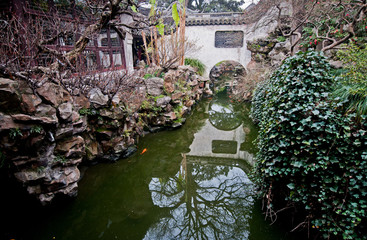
[1, 0, 130, 73]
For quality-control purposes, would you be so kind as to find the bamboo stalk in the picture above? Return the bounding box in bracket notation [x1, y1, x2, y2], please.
[141, 30, 150, 65]
[179, 5, 186, 66]
[153, 27, 160, 65]
[150, 27, 155, 65]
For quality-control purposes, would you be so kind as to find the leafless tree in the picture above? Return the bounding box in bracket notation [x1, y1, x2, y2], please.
[275, 0, 367, 53]
[0, 0, 153, 95]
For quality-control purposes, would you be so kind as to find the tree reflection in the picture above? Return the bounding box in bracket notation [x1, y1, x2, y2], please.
[145, 157, 254, 240]
[208, 99, 242, 131]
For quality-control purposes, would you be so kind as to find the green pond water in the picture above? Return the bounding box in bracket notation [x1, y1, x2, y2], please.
[2, 92, 302, 240]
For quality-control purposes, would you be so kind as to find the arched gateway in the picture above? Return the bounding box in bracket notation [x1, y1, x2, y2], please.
[184, 12, 277, 78]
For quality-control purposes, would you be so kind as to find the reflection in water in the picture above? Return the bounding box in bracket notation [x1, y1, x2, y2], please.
[144, 92, 257, 239]
[209, 97, 242, 131]
[146, 162, 254, 240]
[188, 91, 255, 165]
[0, 93, 302, 240]
[2, 93, 281, 240]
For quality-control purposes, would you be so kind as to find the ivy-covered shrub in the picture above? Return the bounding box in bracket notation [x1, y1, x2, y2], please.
[251, 50, 367, 239]
[250, 78, 269, 124]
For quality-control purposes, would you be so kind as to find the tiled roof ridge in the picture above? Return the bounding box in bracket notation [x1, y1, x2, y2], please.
[186, 17, 246, 26]
[185, 12, 245, 26]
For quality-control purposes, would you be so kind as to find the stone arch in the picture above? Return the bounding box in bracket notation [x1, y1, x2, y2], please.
[208, 60, 247, 93]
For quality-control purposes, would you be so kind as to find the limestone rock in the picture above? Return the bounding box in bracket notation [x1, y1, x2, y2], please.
[57, 182, 78, 197]
[268, 40, 291, 66]
[120, 146, 137, 158]
[0, 78, 21, 111]
[185, 100, 195, 108]
[164, 111, 177, 120]
[96, 129, 114, 139]
[48, 166, 80, 186]
[58, 102, 73, 121]
[73, 95, 90, 110]
[0, 112, 20, 130]
[164, 80, 174, 94]
[88, 88, 108, 107]
[38, 143, 56, 166]
[156, 96, 171, 108]
[55, 136, 85, 158]
[21, 93, 42, 114]
[85, 140, 99, 161]
[14, 169, 46, 183]
[27, 185, 42, 195]
[36, 104, 58, 122]
[38, 193, 55, 205]
[113, 139, 127, 154]
[37, 82, 71, 107]
[55, 124, 74, 140]
[145, 77, 164, 96]
[99, 107, 125, 120]
[164, 71, 176, 93]
[247, 39, 276, 54]
[171, 92, 183, 102]
[178, 65, 195, 72]
[72, 116, 87, 135]
[11, 103, 58, 126]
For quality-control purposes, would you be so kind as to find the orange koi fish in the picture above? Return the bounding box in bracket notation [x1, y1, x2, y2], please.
[140, 148, 147, 155]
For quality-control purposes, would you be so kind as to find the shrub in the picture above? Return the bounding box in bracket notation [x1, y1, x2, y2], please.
[333, 43, 367, 117]
[250, 79, 269, 124]
[251, 50, 367, 239]
[184, 58, 205, 76]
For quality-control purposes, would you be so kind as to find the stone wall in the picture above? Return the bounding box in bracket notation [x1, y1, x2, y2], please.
[0, 66, 211, 205]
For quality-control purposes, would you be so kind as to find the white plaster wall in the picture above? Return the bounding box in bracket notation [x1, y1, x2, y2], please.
[186, 119, 254, 165]
[184, 4, 289, 78]
[185, 25, 252, 78]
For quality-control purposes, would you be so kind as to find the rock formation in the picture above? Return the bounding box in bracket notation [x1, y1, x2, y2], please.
[0, 66, 211, 205]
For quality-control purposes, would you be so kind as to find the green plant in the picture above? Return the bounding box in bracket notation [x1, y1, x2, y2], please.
[276, 36, 286, 42]
[173, 118, 183, 124]
[30, 125, 43, 134]
[184, 58, 206, 76]
[143, 73, 153, 79]
[153, 95, 165, 102]
[173, 103, 183, 118]
[251, 50, 367, 239]
[333, 43, 367, 117]
[54, 155, 67, 164]
[9, 128, 23, 139]
[143, 71, 165, 79]
[79, 107, 99, 116]
[123, 130, 131, 137]
[141, 100, 152, 110]
[37, 166, 45, 174]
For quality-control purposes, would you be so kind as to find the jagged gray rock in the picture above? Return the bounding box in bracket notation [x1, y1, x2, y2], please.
[88, 88, 109, 106]
[145, 77, 164, 96]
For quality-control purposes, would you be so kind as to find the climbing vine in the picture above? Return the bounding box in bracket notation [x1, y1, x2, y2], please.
[251, 50, 367, 239]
